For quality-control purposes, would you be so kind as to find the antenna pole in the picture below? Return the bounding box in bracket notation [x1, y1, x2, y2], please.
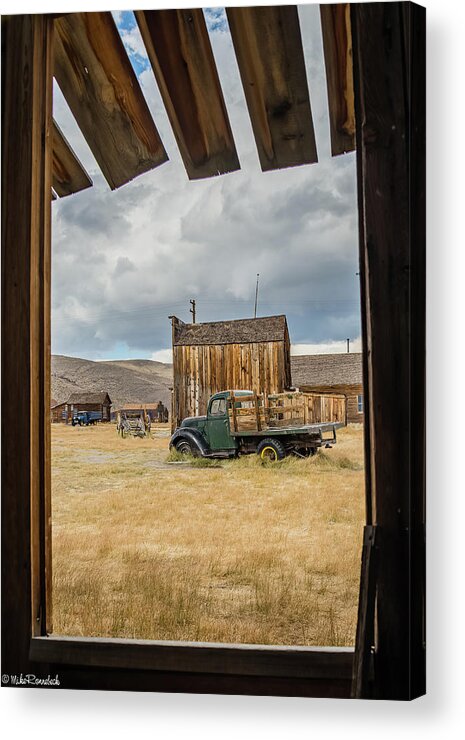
[254, 273, 260, 319]
[190, 299, 196, 324]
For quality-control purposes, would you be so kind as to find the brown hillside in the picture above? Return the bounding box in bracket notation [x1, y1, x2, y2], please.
[51, 355, 173, 409]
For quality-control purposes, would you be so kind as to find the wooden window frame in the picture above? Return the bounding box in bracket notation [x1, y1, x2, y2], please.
[1, 3, 425, 699]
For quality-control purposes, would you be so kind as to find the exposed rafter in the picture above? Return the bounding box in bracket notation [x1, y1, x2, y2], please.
[52, 119, 93, 198]
[136, 9, 240, 180]
[320, 4, 355, 156]
[226, 5, 318, 171]
[54, 12, 168, 190]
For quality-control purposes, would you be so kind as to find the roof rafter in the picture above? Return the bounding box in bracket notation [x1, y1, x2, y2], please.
[54, 12, 168, 190]
[320, 3, 355, 156]
[52, 119, 93, 198]
[135, 9, 240, 180]
[226, 5, 318, 171]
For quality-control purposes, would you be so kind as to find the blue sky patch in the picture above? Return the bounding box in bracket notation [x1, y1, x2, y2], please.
[204, 7, 228, 33]
[113, 10, 150, 77]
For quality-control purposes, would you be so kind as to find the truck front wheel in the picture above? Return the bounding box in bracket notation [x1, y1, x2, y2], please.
[257, 438, 286, 462]
[175, 438, 199, 457]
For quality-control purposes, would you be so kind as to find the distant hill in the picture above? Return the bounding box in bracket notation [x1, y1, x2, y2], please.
[51, 355, 173, 409]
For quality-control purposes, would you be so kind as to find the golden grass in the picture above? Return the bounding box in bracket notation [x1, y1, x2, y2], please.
[51, 422, 365, 646]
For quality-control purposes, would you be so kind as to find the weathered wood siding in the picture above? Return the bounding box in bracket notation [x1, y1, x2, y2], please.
[172, 340, 291, 429]
[51, 403, 67, 423]
[67, 401, 111, 422]
[297, 383, 364, 424]
[228, 391, 347, 433]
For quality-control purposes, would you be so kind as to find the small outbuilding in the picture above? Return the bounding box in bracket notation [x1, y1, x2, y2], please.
[65, 391, 112, 422]
[51, 401, 68, 423]
[291, 353, 364, 424]
[171, 314, 291, 429]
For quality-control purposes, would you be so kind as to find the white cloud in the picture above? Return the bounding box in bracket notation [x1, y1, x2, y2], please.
[151, 349, 173, 364]
[291, 337, 362, 356]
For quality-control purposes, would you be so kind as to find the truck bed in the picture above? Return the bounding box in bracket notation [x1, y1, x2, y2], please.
[228, 391, 346, 434]
[230, 421, 344, 437]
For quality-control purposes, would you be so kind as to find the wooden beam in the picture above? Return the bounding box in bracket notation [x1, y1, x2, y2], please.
[226, 5, 318, 171]
[351, 1, 426, 700]
[351, 525, 377, 697]
[135, 9, 240, 180]
[30, 636, 353, 681]
[54, 12, 168, 190]
[1, 13, 53, 676]
[320, 3, 355, 156]
[52, 119, 93, 197]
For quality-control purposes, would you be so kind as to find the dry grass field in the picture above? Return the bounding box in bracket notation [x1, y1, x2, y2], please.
[51, 422, 365, 646]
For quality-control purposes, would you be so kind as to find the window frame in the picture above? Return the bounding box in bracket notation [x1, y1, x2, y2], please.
[1, 4, 425, 699]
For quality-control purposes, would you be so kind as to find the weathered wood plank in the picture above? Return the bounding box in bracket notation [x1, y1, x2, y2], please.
[1, 14, 53, 676]
[229, 391, 346, 432]
[226, 5, 317, 171]
[351, 1, 426, 699]
[320, 4, 355, 156]
[54, 12, 168, 190]
[135, 9, 240, 180]
[52, 119, 92, 197]
[30, 635, 353, 680]
[351, 525, 377, 697]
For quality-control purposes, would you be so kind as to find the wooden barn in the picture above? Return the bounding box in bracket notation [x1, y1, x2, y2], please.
[111, 401, 169, 424]
[291, 353, 363, 424]
[50, 401, 68, 423]
[65, 391, 112, 422]
[171, 315, 292, 429]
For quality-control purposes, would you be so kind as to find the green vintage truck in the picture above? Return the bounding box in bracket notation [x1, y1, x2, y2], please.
[169, 389, 346, 462]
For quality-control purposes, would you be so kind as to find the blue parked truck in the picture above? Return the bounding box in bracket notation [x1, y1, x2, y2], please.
[170, 389, 346, 461]
[71, 410, 102, 426]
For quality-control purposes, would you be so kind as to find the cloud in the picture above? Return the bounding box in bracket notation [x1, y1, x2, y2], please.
[51, 5, 361, 361]
[113, 257, 137, 278]
[151, 349, 174, 364]
[292, 337, 362, 355]
[204, 7, 229, 33]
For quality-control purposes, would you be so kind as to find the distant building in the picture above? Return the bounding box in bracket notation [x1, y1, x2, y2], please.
[111, 402, 169, 423]
[51, 401, 68, 423]
[51, 391, 112, 423]
[291, 353, 364, 424]
[170, 315, 292, 429]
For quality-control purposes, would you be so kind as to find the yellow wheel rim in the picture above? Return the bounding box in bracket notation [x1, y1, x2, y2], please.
[261, 446, 278, 461]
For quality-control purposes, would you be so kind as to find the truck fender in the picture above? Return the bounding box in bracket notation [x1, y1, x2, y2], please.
[170, 428, 210, 457]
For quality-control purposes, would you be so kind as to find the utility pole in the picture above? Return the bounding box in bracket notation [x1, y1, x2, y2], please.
[190, 299, 196, 324]
[254, 273, 260, 319]
[347, 338, 350, 353]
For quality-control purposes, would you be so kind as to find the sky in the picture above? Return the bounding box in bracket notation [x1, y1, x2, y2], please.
[51, 5, 361, 363]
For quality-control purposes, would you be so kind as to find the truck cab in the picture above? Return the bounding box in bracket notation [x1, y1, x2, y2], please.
[177, 391, 253, 454]
[206, 391, 256, 451]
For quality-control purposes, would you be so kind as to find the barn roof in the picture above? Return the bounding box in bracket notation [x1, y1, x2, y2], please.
[173, 315, 288, 346]
[291, 353, 363, 387]
[67, 392, 112, 405]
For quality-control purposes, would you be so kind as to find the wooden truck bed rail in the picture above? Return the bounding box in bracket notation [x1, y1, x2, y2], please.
[228, 391, 346, 433]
